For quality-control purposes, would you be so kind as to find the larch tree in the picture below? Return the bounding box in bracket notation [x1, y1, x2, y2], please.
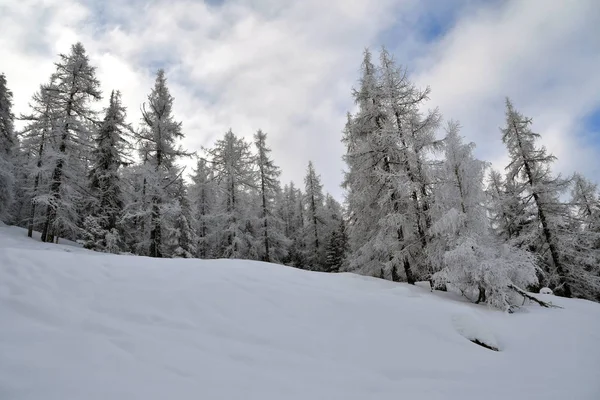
[501, 98, 573, 296]
[279, 182, 306, 268]
[120, 160, 151, 255]
[15, 80, 61, 234]
[564, 174, 600, 298]
[323, 194, 348, 272]
[253, 129, 288, 263]
[40, 43, 102, 243]
[342, 50, 389, 277]
[303, 161, 326, 270]
[207, 129, 257, 259]
[570, 174, 600, 232]
[0, 72, 16, 220]
[168, 178, 198, 258]
[486, 169, 531, 242]
[343, 48, 439, 283]
[189, 157, 217, 258]
[137, 69, 189, 257]
[83, 90, 132, 253]
[430, 121, 538, 310]
[378, 48, 440, 282]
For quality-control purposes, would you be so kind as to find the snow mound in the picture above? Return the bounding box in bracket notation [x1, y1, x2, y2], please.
[451, 313, 499, 351]
[1, 225, 600, 399]
[540, 287, 554, 295]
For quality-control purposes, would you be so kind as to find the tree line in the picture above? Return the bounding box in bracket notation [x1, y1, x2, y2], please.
[0, 44, 598, 309]
[342, 48, 599, 307]
[0, 43, 347, 273]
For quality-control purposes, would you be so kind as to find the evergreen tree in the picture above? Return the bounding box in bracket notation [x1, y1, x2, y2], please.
[571, 174, 600, 232]
[207, 129, 257, 259]
[16, 79, 60, 236]
[487, 169, 531, 242]
[137, 69, 189, 257]
[169, 179, 198, 258]
[325, 218, 348, 272]
[343, 48, 439, 282]
[253, 130, 288, 262]
[280, 182, 307, 268]
[0, 73, 16, 220]
[378, 48, 440, 281]
[342, 51, 385, 277]
[40, 43, 102, 243]
[189, 158, 217, 258]
[565, 174, 600, 298]
[430, 121, 538, 309]
[322, 194, 347, 271]
[501, 99, 573, 296]
[303, 161, 326, 270]
[120, 161, 151, 255]
[83, 90, 132, 252]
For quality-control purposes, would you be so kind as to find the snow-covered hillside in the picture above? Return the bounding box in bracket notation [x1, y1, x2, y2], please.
[1, 225, 599, 400]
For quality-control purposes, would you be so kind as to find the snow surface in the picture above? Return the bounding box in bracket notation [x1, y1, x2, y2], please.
[450, 313, 499, 351]
[1, 225, 599, 400]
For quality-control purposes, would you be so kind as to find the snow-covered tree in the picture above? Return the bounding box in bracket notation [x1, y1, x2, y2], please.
[0, 73, 16, 220]
[120, 161, 151, 255]
[40, 43, 102, 243]
[570, 174, 600, 232]
[435, 238, 538, 310]
[279, 182, 307, 268]
[303, 161, 327, 270]
[325, 217, 348, 273]
[342, 51, 385, 276]
[563, 174, 600, 299]
[501, 99, 575, 296]
[136, 69, 189, 257]
[253, 130, 288, 262]
[168, 179, 198, 258]
[321, 194, 347, 272]
[378, 48, 440, 281]
[487, 169, 531, 242]
[343, 47, 439, 282]
[430, 121, 538, 310]
[189, 158, 217, 258]
[14, 80, 60, 235]
[207, 129, 257, 259]
[82, 90, 132, 253]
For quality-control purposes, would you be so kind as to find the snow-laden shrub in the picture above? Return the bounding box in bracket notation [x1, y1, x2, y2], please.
[81, 216, 106, 251]
[433, 236, 538, 311]
[105, 229, 122, 254]
[82, 217, 123, 254]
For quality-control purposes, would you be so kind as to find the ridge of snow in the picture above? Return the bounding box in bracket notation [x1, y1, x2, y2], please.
[451, 312, 499, 351]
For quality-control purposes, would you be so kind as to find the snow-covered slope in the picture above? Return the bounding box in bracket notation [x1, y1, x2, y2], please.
[1, 225, 599, 400]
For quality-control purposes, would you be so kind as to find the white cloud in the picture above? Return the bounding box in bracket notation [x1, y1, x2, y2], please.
[1, 0, 410, 197]
[413, 0, 600, 183]
[1, 0, 599, 200]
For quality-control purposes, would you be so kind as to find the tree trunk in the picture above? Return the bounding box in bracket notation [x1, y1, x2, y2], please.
[476, 286, 486, 304]
[261, 174, 270, 262]
[508, 284, 562, 309]
[42, 156, 64, 243]
[391, 265, 400, 282]
[149, 198, 162, 258]
[42, 84, 75, 243]
[403, 259, 415, 284]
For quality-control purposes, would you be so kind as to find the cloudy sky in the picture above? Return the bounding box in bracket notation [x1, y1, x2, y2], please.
[1, 0, 599, 199]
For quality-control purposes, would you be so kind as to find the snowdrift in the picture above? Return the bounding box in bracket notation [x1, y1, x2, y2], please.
[1, 225, 599, 400]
